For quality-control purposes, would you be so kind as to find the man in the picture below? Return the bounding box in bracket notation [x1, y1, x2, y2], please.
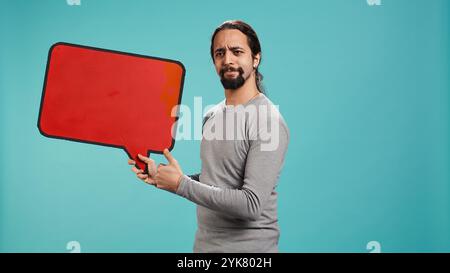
[128, 20, 289, 253]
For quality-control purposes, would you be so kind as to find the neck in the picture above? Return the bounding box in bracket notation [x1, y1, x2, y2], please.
[224, 73, 260, 106]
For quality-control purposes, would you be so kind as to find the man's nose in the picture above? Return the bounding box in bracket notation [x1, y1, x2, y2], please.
[223, 51, 234, 65]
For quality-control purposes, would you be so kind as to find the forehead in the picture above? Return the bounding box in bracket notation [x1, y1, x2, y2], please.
[213, 29, 249, 50]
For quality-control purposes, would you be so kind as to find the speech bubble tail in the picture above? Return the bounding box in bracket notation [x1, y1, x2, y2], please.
[125, 147, 149, 173]
[136, 158, 147, 173]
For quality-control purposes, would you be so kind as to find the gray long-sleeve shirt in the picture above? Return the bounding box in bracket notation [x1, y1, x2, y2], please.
[176, 93, 289, 253]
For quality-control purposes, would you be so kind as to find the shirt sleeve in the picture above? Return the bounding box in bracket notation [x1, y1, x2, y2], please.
[175, 120, 289, 221]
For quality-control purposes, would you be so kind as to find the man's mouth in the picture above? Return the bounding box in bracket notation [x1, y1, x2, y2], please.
[224, 71, 238, 77]
[220, 67, 242, 77]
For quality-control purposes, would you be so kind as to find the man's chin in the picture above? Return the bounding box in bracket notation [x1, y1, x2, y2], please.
[220, 79, 245, 90]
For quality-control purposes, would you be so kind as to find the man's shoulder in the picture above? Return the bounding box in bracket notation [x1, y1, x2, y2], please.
[252, 94, 290, 142]
[250, 94, 288, 125]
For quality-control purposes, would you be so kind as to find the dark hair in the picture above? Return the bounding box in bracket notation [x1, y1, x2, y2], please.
[210, 20, 265, 94]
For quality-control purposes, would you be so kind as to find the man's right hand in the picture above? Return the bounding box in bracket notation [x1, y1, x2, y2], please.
[128, 154, 157, 186]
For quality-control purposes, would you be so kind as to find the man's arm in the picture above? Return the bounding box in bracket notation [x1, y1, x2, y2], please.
[175, 123, 289, 221]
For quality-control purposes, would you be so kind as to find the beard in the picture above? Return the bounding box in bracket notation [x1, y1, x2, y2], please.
[219, 66, 247, 90]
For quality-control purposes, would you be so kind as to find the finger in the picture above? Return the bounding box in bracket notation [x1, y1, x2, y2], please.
[147, 162, 157, 177]
[137, 173, 148, 180]
[138, 154, 150, 163]
[138, 154, 155, 169]
[131, 166, 143, 174]
[128, 159, 136, 165]
[163, 149, 176, 164]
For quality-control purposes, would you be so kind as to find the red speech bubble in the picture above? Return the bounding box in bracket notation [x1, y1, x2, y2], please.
[38, 42, 185, 172]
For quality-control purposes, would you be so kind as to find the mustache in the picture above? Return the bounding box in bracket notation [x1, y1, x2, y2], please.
[220, 66, 244, 77]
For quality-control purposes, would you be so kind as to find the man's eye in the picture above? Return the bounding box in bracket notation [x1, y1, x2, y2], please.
[234, 51, 243, 55]
[215, 52, 224, 57]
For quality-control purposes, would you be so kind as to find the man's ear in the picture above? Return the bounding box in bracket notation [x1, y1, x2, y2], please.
[253, 53, 261, 69]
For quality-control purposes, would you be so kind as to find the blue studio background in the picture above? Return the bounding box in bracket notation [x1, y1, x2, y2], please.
[1, 0, 449, 252]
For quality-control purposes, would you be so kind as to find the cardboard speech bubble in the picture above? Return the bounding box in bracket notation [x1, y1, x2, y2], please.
[38, 42, 185, 172]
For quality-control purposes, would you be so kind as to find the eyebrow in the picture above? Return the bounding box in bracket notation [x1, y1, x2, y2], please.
[228, 46, 244, 51]
[214, 46, 245, 54]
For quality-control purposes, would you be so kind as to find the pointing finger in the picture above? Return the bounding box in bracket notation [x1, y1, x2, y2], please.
[163, 149, 176, 164]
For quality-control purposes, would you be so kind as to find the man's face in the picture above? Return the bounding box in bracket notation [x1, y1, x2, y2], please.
[212, 29, 260, 90]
